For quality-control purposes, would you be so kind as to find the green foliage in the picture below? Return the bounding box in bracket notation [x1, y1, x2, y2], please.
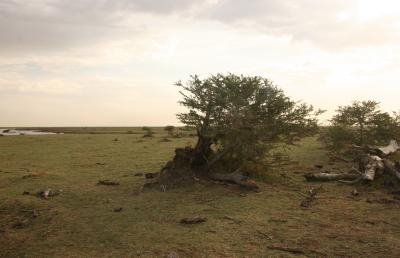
[322, 126, 354, 149]
[142, 126, 154, 138]
[176, 74, 321, 169]
[325, 101, 400, 149]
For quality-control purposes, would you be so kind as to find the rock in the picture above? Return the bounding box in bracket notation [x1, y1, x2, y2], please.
[36, 189, 62, 199]
[180, 216, 207, 224]
[159, 138, 172, 142]
[166, 251, 179, 258]
[12, 220, 29, 229]
[351, 189, 359, 197]
[22, 173, 40, 179]
[145, 172, 159, 179]
[113, 207, 123, 212]
[98, 180, 120, 186]
[32, 210, 39, 218]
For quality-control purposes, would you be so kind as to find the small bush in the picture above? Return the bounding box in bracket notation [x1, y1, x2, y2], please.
[142, 127, 154, 138]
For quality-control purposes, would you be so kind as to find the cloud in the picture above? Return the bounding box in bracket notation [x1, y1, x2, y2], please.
[201, 0, 400, 49]
[1, 0, 399, 54]
[1, 0, 400, 126]
[0, 0, 202, 54]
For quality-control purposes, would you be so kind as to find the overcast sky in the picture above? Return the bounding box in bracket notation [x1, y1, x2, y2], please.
[1, 0, 400, 126]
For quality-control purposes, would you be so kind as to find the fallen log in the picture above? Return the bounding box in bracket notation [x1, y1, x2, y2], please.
[305, 172, 359, 182]
[180, 216, 207, 224]
[353, 140, 399, 158]
[97, 180, 120, 186]
[379, 140, 399, 156]
[362, 155, 384, 181]
[208, 169, 259, 191]
[267, 245, 305, 255]
[307, 140, 399, 184]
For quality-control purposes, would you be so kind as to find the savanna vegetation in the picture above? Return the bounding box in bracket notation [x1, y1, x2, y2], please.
[322, 100, 400, 149]
[158, 74, 322, 190]
[1, 74, 400, 257]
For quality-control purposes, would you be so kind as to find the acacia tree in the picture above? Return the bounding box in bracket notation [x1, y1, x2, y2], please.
[326, 101, 399, 148]
[159, 74, 321, 190]
[331, 101, 379, 145]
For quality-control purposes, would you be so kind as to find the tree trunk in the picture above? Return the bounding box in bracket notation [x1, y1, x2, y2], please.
[191, 134, 213, 167]
[359, 123, 364, 145]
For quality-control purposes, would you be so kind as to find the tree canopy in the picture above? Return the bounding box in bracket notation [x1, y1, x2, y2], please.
[326, 100, 400, 148]
[175, 74, 321, 170]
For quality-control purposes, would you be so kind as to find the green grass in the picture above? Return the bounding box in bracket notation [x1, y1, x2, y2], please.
[1, 132, 400, 257]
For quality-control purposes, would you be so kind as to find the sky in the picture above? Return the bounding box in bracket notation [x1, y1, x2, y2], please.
[1, 0, 400, 126]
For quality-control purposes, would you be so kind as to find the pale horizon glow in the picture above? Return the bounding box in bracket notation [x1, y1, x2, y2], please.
[1, 0, 400, 126]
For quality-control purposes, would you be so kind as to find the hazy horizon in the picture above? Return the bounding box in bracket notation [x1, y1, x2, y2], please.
[1, 0, 400, 127]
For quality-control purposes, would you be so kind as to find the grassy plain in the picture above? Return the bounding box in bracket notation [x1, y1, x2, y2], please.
[0, 128, 399, 257]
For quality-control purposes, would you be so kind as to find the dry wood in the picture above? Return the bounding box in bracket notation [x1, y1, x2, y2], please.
[305, 172, 359, 182]
[379, 140, 399, 156]
[267, 245, 305, 255]
[97, 180, 120, 186]
[180, 216, 207, 224]
[353, 140, 399, 157]
[209, 169, 259, 190]
[145, 172, 159, 179]
[308, 141, 399, 184]
[362, 155, 384, 181]
[36, 189, 62, 199]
